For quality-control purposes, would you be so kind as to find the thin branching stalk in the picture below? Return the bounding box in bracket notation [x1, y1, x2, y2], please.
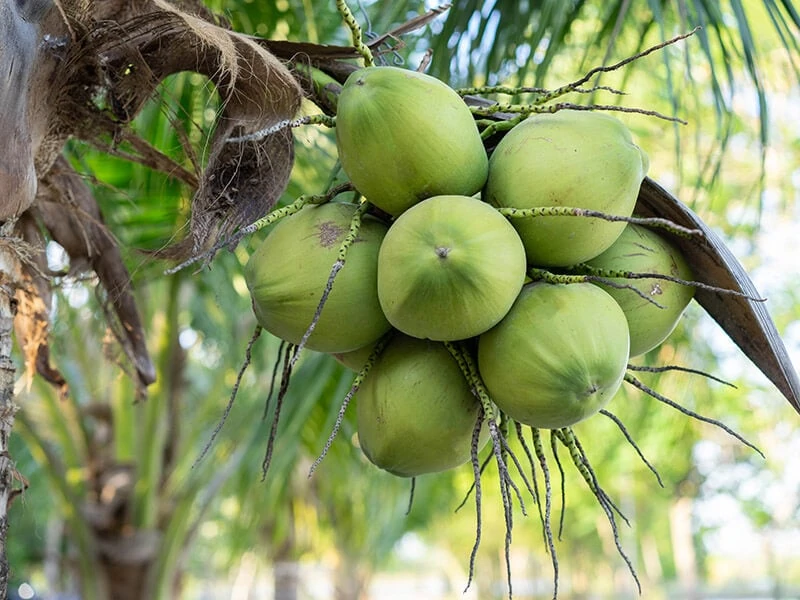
[532, 428, 559, 600]
[624, 374, 764, 457]
[599, 409, 664, 487]
[573, 264, 765, 301]
[226, 114, 335, 144]
[193, 326, 263, 468]
[549, 431, 567, 541]
[626, 363, 736, 388]
[498, 206, 702, 238]
[309, 330, 393, 476]
[336, 0, 374, 66]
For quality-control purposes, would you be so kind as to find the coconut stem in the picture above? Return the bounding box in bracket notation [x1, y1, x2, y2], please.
[599, 409, 664, 487]
[193, 325, 263, 469]
[571, 263, 765, 302]
[497, 206, 702, 238]
[226, 114, 336, 144]
[471, 101, 685, 124]
[458, 84, 625, 98]
[548, 431, 567, 541]
[262, 342, 297, 480]
[531, 428, 559, 600]
[554, 428, 641, 594]
[463, 409, 485, 593]
[336, 0, 374, 67]
[528, 268, 666, 309]
[443, 341, 498, 421]
[624, 373, 764, 457]
[308, 331, 392, 477]
[626, 363, 736, 388]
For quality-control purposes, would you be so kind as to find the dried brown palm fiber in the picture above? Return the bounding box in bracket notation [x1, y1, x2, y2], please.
[40, 1, 302, 259]
[34, 156, 156, 388]
[11, 213, 68, 397]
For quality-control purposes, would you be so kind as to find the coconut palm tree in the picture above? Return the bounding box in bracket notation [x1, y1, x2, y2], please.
[2, 1, 800, 598]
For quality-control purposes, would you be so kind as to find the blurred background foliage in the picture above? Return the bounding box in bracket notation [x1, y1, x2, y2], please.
[8, 0, 800, 598]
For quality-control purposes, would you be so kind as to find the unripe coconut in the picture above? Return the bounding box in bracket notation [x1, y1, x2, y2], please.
[484, 111, 649, 266]
[377, 195, 527, 341]
[585, 224, 695, 356]
[478, 282, 629, 429]
[336, 66, 489, 216]
[245, 202, 391, 353]
[330, 342, 375, 371]
[356, 334, 485, 477]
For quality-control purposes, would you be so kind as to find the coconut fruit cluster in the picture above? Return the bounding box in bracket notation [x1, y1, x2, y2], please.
[244, 66, 695, 478]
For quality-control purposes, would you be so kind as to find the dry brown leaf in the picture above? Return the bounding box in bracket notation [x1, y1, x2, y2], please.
[636, 178, 800, 413]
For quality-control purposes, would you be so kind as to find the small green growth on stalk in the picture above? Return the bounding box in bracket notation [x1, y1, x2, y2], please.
[309, 331, 393, 477]
[405, 477, 416, 516]
[624, 374, 764, 457]
[478, 115, 525, 139]
[336, 0, 374, 66]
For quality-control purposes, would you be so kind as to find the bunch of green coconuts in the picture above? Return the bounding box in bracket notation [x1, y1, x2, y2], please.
[244, 66, 694, 478]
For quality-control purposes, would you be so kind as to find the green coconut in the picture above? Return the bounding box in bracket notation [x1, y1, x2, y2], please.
[478, 282, 629, 429]
[245, 202, 391, 353]
[336, 66, 489, 216]
[356, 334, 485, 477]
[330, 342, 376, 371]
[377, 195, 527, 341]
[585, 224, 695, 356]
[484, 111, 649, 266]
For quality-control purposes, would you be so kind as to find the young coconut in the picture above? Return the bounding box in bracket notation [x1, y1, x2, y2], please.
[377, 195, 527, 341]
[478, 282, 630, 429]
[336, 66, 489, 216]
[356, 334, 486, 477]
[484, 111, 649, 266]
[245, 202, 391, 353]
[584, 223, 695, 356]
[330, 342, 375, 371]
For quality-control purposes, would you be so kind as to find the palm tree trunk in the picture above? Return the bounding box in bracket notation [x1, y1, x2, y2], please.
[0, 242, 23, 599]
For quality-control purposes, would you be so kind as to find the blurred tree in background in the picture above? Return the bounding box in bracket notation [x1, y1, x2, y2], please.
[4, 1, 800, 599]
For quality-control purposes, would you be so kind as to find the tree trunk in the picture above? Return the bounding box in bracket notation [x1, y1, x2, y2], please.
[0, 241, 23, 599]
[669, 495, 698, 599]
[333, 557, 369, 600]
